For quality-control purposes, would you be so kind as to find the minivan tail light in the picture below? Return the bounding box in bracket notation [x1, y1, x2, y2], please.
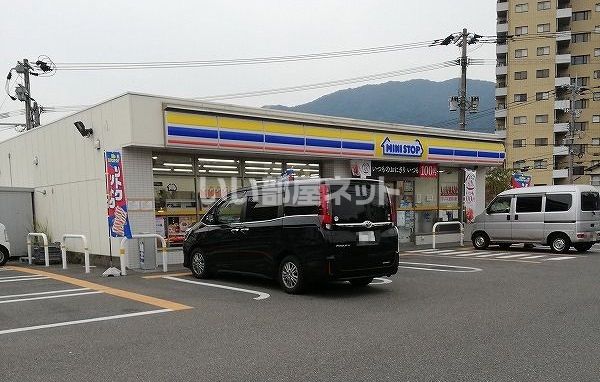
[388, 192, 397, 225]
[319, 183, 332, 227]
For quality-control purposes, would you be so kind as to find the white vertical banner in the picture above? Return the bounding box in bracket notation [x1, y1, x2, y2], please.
[464, 169, 476, 224]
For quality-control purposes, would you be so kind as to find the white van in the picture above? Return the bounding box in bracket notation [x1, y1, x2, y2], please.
[0, 223, 10, 265]
[471, 185, 600, 253]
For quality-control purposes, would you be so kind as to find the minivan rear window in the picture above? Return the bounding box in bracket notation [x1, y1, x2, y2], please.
[545, 194, 572, 212]
[581, 192, 600, 211]
[329, 183, 390, 224]
[284, 184, 320, 216]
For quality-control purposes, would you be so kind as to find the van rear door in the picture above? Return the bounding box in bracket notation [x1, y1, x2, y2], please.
[580, 191, 600, 239]
[328, 180, 397, 270]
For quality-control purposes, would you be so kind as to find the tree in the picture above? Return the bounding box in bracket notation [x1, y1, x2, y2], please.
[486, 167, 512, 203]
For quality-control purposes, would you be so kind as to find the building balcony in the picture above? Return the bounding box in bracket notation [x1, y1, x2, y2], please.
[496, 1, 509, 12]
[554, 122, 570, 133]
[553, 146, 569, 156]
[556, 8, 572, 19]
[496, 22, 508, 33]
[495, 87, 507, 97]
[495, 129, 506, 139]
[496, 65, 507, 75]
[555, 99, 570, 110]
[555, 77, 571, 87]
[556, 54, 571, 65]
[556, 31, 571, 42]
[553, 169, 569, 178]
[495, 108, 507, 118]
[496, 44, 508, 54]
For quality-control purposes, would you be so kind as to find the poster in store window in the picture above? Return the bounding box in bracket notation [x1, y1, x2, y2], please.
[464, 169, 476, 224]
[105, 151, 132, 238]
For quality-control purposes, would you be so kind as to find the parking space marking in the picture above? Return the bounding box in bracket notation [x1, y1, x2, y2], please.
[0, 291, 102, 305]
[0, 275, 46, 280]
[0, 288, 90, 300]
[142, 272, 190, 279]
[162, 276, 270, 300]
[495, 254, 528, 259]
[6, 266, 192, 311]
[371, 277, 392, 285]
[398, 261, 481, 273]
[475, 253, 503, 258]
[0, 309, 172, 336]
[0, 276, 49, 283]
[545, 256, 576, 261]
[519, 255, 546, 260]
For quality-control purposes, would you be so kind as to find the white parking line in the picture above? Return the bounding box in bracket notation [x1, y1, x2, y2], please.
[0, 288, 90, 300]
[450, 251, 477, 256]
[0, 309, 172, 336]
[163, 276, 270, 300]
[0, 276, 49, 283]
[544, 256, 576, 261]
[519, 255, 546, 260]
[0, 275, 42, 280]
[475, 253, 499, 258]
[431, 250, 458, 254]
[0, 291, 102, 305]
[495, 254, 528, 259]
[398, 261, 481, 273]
[371, 277, 392, 285]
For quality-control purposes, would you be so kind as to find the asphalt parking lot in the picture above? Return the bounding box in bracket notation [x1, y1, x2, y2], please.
[1, 245, 599, 381]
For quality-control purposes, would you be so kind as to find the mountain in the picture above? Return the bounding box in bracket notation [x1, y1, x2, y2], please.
[264, 78, 495, 133]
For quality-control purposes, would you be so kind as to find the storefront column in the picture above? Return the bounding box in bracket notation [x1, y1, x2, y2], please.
[321, 160, 351, 178]
[475, 167, 488, 217]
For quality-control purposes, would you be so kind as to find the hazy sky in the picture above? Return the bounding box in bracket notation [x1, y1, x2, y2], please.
[0, 1, 497, 139]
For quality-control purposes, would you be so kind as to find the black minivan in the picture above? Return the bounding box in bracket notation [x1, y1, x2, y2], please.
[183, 178, 399, 293]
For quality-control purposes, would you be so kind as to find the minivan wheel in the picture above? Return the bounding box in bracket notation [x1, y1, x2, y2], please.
[0, 247, 7, 266]
[190, 250, 211, 279]
[472, 232, 489, 250]
[349, 277, 373, 287]
[573, 243, 593, 253]
[278, 256, 305, 294]
[550, 234, 570, 254]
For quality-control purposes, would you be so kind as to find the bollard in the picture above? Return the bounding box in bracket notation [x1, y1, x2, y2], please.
[432, 221, 464, 250]
[119, 234, 168, 275]
[61, 235, 90, 274]
[27, 233, 49, 267]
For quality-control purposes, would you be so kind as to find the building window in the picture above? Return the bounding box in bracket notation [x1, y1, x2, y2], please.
[572, 10, 591, 21]
[536, 69, 549, 78]
[515, 71, 527, 80]
[534, 159, 548, 169]
[592, 138, 600, 146]
[514, 93, 527, 102]
[574, 100, 588, 109]
[514, 116, 527, 125]
[513, 139, 526, 148]
[537, 23, 551, 33]
[513, 160, 526, 169]
[536, 91, 549, 100]
[571, 77, 589, 87]
[594, 92, 600, 101]
[572, 33, 590, 43]
[593, 115, 600, 123]
[515, 48, 528, 58]
[535, 114, 548, 123]
[594, 70, 600, 79]
[537, 1, 550, 10]
[535, 138, 548, 146]
[515, 26, 529, 35]
[596, 3, 600, 11]
[537, 46, 550, 56]
[595, 48, 600, 57]
[574, 122, 588, 131]
[571, 55, 589, 65]
[516, 3, 529, 12]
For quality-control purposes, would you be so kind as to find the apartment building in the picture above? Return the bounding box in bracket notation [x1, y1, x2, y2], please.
[496, 0, 600, 185]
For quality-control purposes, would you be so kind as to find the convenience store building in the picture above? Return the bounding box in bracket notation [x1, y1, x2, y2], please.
[0, 93, 504, 266]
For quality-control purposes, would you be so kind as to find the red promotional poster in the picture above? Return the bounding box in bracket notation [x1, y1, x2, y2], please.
[105, 151, 132, 238]
[419, 164, 438, 178]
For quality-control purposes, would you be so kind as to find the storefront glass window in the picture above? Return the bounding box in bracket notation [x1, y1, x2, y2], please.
[243, 160, 283, 186]
[285, 161, 321, 179]
[414, 177, 438, 234]
[197, 157, 242, 214]
[438, 168, 459, 222]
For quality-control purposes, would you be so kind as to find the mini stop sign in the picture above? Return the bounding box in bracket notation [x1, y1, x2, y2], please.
[419, 164, 438, 178]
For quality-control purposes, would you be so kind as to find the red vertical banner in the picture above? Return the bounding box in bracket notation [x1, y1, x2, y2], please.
[105, 151, 132, 238]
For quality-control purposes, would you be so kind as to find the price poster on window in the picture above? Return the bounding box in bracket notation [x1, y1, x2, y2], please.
[464, 169, 477, 224]
[105, 151, 132, 238]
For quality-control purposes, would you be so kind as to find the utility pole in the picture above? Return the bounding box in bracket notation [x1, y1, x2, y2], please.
[22, 59, 33, 130]
[459, 28, 468, 131]
[566, 79, 586, 184]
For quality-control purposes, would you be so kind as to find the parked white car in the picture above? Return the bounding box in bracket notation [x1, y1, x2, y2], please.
[0, 223, 9, 265]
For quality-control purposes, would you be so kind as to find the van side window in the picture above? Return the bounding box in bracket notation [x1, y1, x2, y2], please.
[516, 195, 542, 213]
[216, 194, 245, 224]
[284, 184, 320, 216]
[487, 196, 511, 214]
[581, 192, 600, 211]
[545, 194, 572, 212]
[246, 191, 281, 222]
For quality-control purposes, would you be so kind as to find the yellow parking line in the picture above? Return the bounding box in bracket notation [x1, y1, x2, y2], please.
[6, 266, 191, 311]
[142, 272, 191, 279]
